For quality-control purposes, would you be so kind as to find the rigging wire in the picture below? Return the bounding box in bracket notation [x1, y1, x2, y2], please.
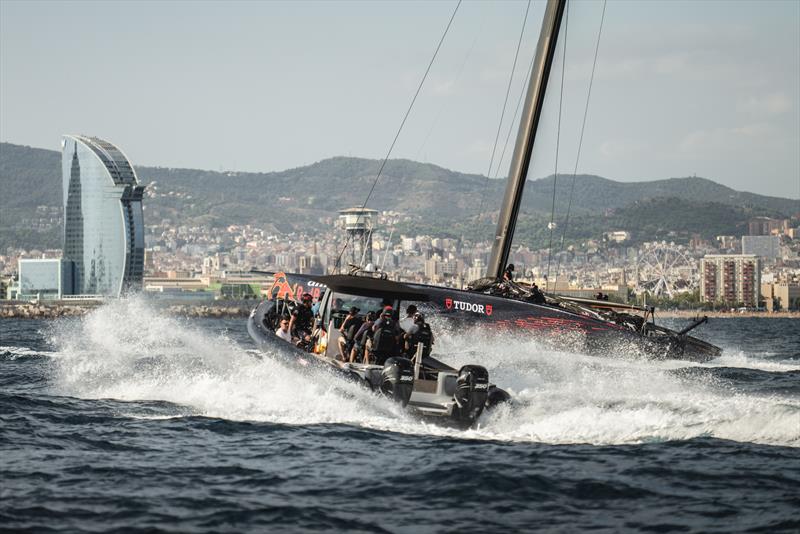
[333, 0, 462, 273]
[415, 31, 481, 161]
[493, 48, 537, 183]
[544, 0, 570, 292]
[553, 0, 607, 291]
[471, 0, 532, 250]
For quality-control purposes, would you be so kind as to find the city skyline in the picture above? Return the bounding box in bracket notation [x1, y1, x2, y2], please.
[1, 0, 798, 198]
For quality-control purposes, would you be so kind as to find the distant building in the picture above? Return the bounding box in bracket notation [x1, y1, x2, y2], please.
[700, 254, 760, 306]
[715, 235, 739, 251]
[741, 235, 780, 259]
[605, 231, 630, 243]
[62, 135, 145, 297]
[748, 217, 789, 236]
[17, 258, 74, 300]
[761, 283, 800, 311]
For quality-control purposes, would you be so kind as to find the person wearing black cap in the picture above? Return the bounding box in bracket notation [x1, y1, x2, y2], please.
[370, 306, 403, 365]
[337, 306, 362, 361]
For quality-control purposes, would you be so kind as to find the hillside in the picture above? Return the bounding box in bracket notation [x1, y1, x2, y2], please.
[1, 141, 796, 251]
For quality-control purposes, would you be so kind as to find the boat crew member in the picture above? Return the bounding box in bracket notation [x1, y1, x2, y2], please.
[530, 283, 545, 304]
[404, 312, 434, 360]
[288, 292, 315, 347]
[399, 304, 418, 334]
[312, 318, 328, 354]
[503, 264, 515, 282]
[337, 306, 362, 361]
[371, 306, 403, 365]
[275, 317, 292, 342]
[350, 311, 376, 363]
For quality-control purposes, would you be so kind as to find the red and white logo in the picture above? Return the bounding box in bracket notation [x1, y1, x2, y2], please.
[445, 298, 494, 315]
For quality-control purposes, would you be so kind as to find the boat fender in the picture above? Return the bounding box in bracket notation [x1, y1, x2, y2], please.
[453, 365, 490, 424]
[380, 357, 414, 407]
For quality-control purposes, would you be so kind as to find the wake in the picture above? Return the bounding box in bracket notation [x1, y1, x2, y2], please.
[46, 297, 800, 447]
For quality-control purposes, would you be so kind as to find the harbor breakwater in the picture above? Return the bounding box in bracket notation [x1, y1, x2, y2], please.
[0, 300, 255, 319]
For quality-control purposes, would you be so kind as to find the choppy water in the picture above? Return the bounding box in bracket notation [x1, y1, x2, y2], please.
[1, 297, 798, 532]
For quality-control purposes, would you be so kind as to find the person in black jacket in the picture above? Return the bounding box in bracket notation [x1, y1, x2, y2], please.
[337, 306, 362, 361]
[350, 311, 376, 363]
[503, 264, 515, 282]
[404, 312, 434, 360]
[289, 293, 315, 348]
[370, 307, 403, 365]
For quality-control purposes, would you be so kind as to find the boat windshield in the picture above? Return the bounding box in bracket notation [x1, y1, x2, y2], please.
[327, 292, 388, 329]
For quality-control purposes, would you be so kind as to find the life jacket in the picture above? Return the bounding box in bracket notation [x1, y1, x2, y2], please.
[372, 319, 398, 355]
[408, 324, 433, 358]
[293, 305, 313, 332]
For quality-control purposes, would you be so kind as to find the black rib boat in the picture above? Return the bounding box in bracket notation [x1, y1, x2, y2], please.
[248, 272, 510, 429]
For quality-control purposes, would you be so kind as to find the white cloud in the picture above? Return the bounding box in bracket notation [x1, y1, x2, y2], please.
[598, 137, 649, 159]
[431, 78, 455, 96]
[678, 123, 775, 155]
[738, 92, 793, 115]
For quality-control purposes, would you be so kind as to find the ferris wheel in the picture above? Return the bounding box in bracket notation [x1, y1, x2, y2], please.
[636, 242, 694, 298]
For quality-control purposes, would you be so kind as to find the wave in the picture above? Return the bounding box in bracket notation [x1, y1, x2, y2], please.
[46, 296, 800, 447]
[0, 345, 57, 360]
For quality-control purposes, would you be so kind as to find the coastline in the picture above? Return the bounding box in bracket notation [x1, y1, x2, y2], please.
[0, 300, 255, 319]
[2, 300, 797, 320]
[656, 310, 799, 319]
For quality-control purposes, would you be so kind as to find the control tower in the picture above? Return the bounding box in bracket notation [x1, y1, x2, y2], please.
[338, 207, 378, 267]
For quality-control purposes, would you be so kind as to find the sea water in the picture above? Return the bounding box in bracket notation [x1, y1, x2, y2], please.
[1, 297, 798, 532]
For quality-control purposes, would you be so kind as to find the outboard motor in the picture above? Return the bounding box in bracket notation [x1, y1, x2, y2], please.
[380, 357, 414, 407]
[453, 365, 489, 426]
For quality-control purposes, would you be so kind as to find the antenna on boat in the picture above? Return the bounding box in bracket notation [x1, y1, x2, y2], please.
[485, 0, 566, 280]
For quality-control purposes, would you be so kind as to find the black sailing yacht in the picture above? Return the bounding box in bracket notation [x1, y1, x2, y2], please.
[248, 0, 721, 428]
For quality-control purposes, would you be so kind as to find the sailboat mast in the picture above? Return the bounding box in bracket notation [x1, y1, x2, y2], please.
[486, 0, 566, 279]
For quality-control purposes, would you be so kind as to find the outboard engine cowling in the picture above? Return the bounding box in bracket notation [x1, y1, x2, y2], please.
[380, 357, 414, 407]
[453, 365, 489, 427]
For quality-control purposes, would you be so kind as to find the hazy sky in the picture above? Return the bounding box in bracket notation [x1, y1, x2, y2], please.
[1, 0, 798, 198]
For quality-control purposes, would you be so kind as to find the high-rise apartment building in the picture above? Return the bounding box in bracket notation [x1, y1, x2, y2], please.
[62, 135, 145, 296]
[741, 235, 781, 259]
[700, 254, 760, 305]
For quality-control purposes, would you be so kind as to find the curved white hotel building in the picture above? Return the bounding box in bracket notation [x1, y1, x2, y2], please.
[62, 135, 145, 296]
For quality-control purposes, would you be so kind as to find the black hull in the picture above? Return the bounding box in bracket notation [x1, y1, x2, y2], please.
[247, 303, 493, 428]
[261, 272, 721, 362]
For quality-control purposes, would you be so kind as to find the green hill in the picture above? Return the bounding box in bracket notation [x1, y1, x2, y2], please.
[1, 141, 796, 251]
